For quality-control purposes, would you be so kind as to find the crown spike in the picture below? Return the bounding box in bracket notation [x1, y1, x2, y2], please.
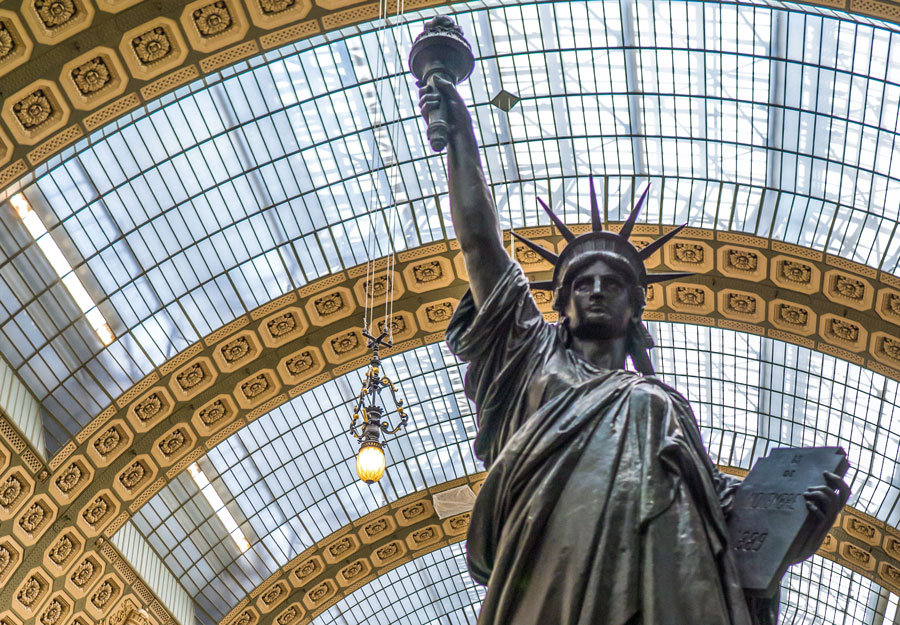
[537, 197, 576, 242]
[589, 177, 603, 232]
[511, 232, 559, 264]
[638, 224, 687, 260]
[620, 181, 650, 241]
[646, 271, 695, 284]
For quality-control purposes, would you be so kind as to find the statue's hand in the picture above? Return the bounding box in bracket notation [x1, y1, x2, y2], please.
[792, 471, 850, 563]
[418, 74, 472, 137]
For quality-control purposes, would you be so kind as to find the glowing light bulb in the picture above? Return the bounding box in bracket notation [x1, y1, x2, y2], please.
[356, 441, 386, 484]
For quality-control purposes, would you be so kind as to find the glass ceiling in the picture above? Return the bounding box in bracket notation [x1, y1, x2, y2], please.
[0, 0, 898, 453]
[130, 323, 900, 624]
[0, 0, 898, 622]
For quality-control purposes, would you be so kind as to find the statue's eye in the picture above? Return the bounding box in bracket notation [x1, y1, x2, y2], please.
[573, 279, 592, 293]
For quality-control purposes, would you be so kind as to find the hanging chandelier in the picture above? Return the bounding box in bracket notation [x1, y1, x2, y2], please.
[348, 330, 409, 483]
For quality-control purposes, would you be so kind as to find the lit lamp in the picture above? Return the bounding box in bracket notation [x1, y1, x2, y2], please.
[349, 331, 409, 483]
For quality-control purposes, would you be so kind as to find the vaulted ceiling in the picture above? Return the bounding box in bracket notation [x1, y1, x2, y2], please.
[1, 0, 900, 623]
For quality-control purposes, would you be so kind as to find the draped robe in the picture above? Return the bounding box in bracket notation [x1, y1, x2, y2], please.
[446, 263, 757, 625]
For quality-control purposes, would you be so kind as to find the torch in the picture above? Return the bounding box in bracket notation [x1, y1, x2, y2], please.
[408, 16, 475, 152]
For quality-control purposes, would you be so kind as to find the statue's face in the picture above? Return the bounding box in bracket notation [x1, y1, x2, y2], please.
[564, 258, 636, 340]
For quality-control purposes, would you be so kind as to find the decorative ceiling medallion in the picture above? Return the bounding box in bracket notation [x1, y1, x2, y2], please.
[629, 237, 661, 268]
[256, 580, 290, 613]
[13, 495, 57, 546]
[870, 332, 900, 370]
[335, 557, 371, 587]
[169, 356, 217, 400]
[402, 257, 453, 293]
[272, 602, 305, 625]
[86, 419, 132, 467]
[717, 288, 764, 324]
[213, 331, 261, 373]
[84, 574, 122, 619]
[48, 455, 92, 504]
[37, 593, 70, 625]
[290, 555, 324, 588]
[59, 47, 127, 110]
[151, 423, 197, 466]
[233, 369, 281, 409]
[1, 80, 70, 145]
[770, 254, 821, 294]
[0, 538, 22, 587]
[358, 515, 396, 544]
[12, 568, 51, 618]
[373, 311, 416, 343]
[0, 12, 33, 78]
[512, 238, 555, 272]
[112, 455, 156, 500]
[245, 0, 311, 29]
[351, 270, 406, 306]
[323, 327, 367, 364]
[768, 299, 816, 336]
[42, 531, 83, 576]
[258, 306, 308, 348]
[118, 18, 187, 80]
[277, 346, 325, 384]
[819, 313, 868, 352]
[665, 282, 714, 315]
[322, 534, 360, 564]
[875, 287, 900, 325]
[228, 607, 259, 625]
[180, 0, 248, 53]
[823, 269, 874, 311]
[126, 387, 174, 432]
[665, 239, 714, 273]
[63, 553, 103, 598]
[302, 579, 336, 610]
[76, 489, 118, 536]
[395, 497, 433, 527]
[191, 394, 238, 436]
[717, 245, 767, 282]
[0, 468, 32, 521]
[305, 286, 356, 326]
[643, 284, 663, 311]
[21, 0, 94, 44]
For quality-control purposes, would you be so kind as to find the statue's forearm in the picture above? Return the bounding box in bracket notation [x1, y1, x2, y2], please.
[445, 120, 511, 306]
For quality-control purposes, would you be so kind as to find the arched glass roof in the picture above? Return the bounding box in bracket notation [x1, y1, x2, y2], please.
[0, 0, 898, 453]
[130, 323, 900, 623]
[1, 0, 899, 621]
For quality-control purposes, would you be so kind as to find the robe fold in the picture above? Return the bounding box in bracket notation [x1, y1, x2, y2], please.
[446, 262, 756, 625]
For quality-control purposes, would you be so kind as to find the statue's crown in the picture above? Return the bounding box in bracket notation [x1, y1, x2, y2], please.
[516, 179, 693, 294]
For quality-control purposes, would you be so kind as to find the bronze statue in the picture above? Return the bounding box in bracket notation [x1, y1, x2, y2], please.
[413, 16, 848, 625]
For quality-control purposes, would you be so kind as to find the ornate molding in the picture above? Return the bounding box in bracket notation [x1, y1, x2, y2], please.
[4, 228, 900, 617]
[0, 0, 898, 179]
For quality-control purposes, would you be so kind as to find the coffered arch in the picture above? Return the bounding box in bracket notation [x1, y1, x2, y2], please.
[0, 0, 899, 185]
[5, 229, 900, 622]
[1, 0, 900, 622]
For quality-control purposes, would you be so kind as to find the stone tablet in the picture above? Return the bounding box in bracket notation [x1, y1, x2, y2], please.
[727, 446, 848, 597]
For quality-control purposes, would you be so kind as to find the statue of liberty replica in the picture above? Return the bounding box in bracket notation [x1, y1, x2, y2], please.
[411, 16, 847, 625]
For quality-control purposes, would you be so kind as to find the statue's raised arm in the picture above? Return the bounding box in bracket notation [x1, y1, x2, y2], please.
[414, 19, 512, 309]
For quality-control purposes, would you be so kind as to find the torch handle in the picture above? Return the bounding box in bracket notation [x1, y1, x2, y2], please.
[425, 70, 454, 152]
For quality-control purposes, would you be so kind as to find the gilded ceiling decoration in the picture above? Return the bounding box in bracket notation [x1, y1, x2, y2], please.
[0, 414, 177, 625]
[3, 228, 900, 622]
[0, 0, 899, 189]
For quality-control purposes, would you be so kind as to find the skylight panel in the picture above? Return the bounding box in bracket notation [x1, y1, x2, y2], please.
[188, 463, 251, 553]
[10, 193, 115, 346]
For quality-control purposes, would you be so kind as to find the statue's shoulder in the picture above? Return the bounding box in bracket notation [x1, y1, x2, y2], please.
[629, 375, 689, 406]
